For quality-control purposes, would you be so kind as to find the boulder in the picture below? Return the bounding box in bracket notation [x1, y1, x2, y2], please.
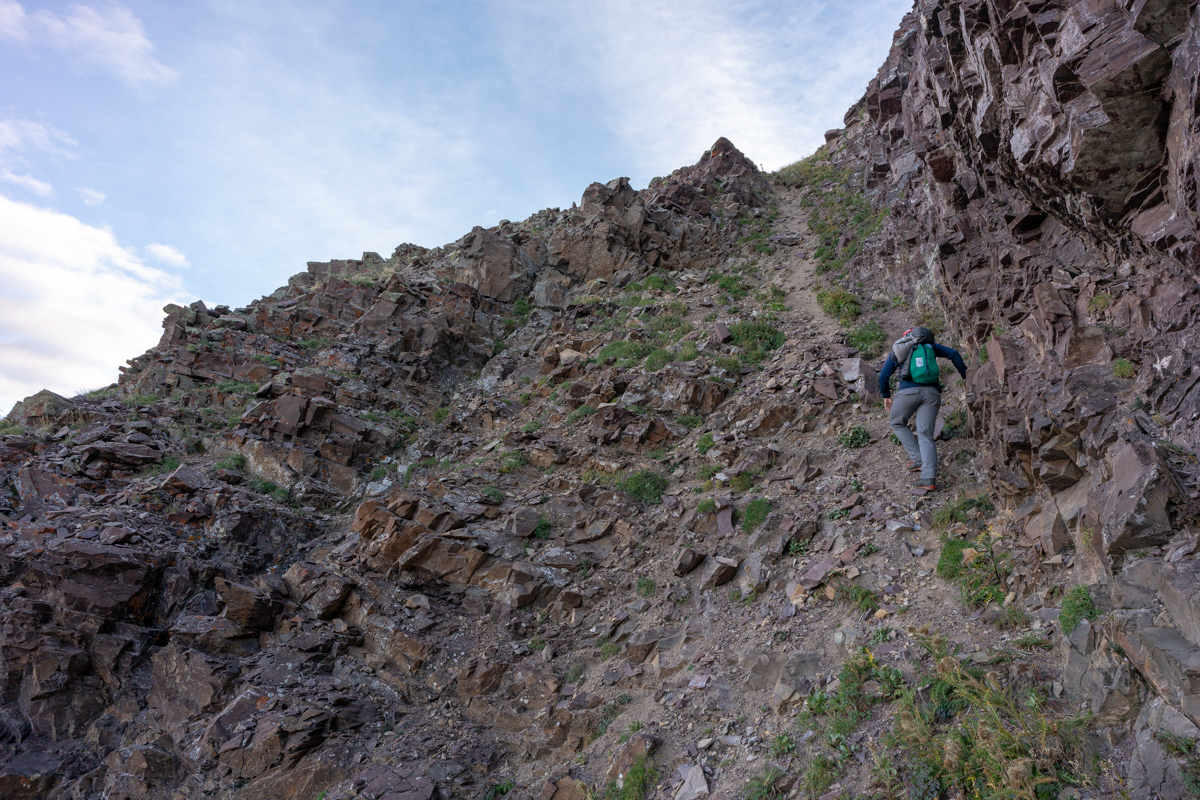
[699, 556, 739, 590]
[215, 577, 277, 631]
[1087, 442, 1180, 557]
[673, 547, 705, 576]
[6, 390, 74, 428]
[283, 562, 353, 619]
[674, 764, 709, 800]
[454, 226, 539, 302]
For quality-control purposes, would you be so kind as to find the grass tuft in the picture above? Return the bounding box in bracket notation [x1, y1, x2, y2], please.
[741, 498, 771, 533]
[845, 319, 887, 358]
[618, 470, 668, 504]
[1112, 357, 1136, 379]
[1059, 585, 1101, 634]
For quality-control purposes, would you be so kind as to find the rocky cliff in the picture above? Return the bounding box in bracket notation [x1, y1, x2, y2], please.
[802, 0, 1200, 795]
[4, 3, 1200, 799]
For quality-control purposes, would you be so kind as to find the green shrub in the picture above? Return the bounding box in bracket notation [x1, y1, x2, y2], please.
[636, 577, 656, 597]
[123, 393, 159, 407]
[484, 780, 515, 800]
[697, 498, 716, 514]
[565, 405, 596, 424]
[644, 348, 675, 371]
[644, 274, 672, 292]
[932, 493, 994, 527]
[816, 289, 861, 322]
[214, 380, 258, 395]
[730, 471, 759, 491]
[250, 479, 290, 502]
[602, 753, 657, 800]
[1088, 293, 1112, 313]
[936, 538, 969, 580]
[1112, 358, 1136, 379]
[214, 454, 247, 471]
[838, 425, 871, 448]
[498, 451, 527, 474]
[522, 419, 543, 433]
[801, 756, 839, 800]
[532, 515, 551, 539]
[598, 340, 655, 362]
[936, 535, 1012, 607]
[770, 733, 796, 757]
[483, 486, 505, 503]
[1059, 585, 1101, 634]
[697, 433, 715, 454]
[514, 296, 533, 315]
[646, 312, 686, 337]
[837, 581, 880, 612]
[716, 274, 751, 299]
[677, 414, 703, 428]
[887, 643, 1091, 800]
[433, 407, 450, 423]
[729, 321, 785, 361]
[714, 356, 742, 374]
[741, 498, 771, 533]
[676, 340, 699, 361]
[743, 767, 786, 800]
[845, 319, 887, 357]
[618, 470, 668, 504]
[142, 454, 181, 477]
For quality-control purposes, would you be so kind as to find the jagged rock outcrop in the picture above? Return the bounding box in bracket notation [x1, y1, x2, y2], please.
[810, 1, 1200, 793]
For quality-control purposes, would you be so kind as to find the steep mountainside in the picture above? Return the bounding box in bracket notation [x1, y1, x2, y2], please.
[4, 3, 1200, 800]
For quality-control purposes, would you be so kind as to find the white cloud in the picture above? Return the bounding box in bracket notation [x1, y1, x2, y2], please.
[0, 118, 75, 158]
[77, 186, 105, 205]
[0, 193, 185, 415]
[0, 0, 26, 38]
[499, 0, 910, 174]
[144, 242, 189, 268]
[0, 1, 175, 88]
[2, 170, 51, 196]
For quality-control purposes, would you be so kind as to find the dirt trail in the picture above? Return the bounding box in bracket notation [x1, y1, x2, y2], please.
[772, 188, 841, 340]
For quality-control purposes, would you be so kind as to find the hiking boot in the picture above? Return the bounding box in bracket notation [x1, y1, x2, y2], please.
[912, 476, 937, 491]
[906, 461, 922, 473]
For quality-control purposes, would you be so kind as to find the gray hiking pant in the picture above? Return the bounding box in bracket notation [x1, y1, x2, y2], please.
[889, 386, 941, 481]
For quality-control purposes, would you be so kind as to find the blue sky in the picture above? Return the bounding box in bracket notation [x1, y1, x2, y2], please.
[0, 0, 911, 412]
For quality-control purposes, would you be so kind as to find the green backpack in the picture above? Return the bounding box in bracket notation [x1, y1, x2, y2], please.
[908, 343, 940, 385]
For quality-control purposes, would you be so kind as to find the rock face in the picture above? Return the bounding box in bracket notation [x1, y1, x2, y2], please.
[823, 0, 1200, 579]
[808, 1, 1200, 793]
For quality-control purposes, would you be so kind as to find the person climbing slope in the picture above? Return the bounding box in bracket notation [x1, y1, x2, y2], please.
[877, 326, 968, 491]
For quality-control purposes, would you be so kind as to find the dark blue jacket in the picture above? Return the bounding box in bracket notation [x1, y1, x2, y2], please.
[878, 342, 968, 398]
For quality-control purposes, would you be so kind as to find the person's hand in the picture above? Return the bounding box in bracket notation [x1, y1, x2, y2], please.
[884, 398, 892, 413]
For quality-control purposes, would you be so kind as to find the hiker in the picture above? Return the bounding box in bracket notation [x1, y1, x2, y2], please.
[877, 326, 968, 491]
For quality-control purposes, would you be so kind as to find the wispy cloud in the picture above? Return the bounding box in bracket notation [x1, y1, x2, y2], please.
[1, 170, 51, 196]
[0, 193, 184, 413]
[144, 242, 189, 268]
[0, 0, 175, 88]
[77, 186, 105, 205]
[0, 117, 76, 157]
[496, 0, 909, 174]
[0, 117, 73, 199]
